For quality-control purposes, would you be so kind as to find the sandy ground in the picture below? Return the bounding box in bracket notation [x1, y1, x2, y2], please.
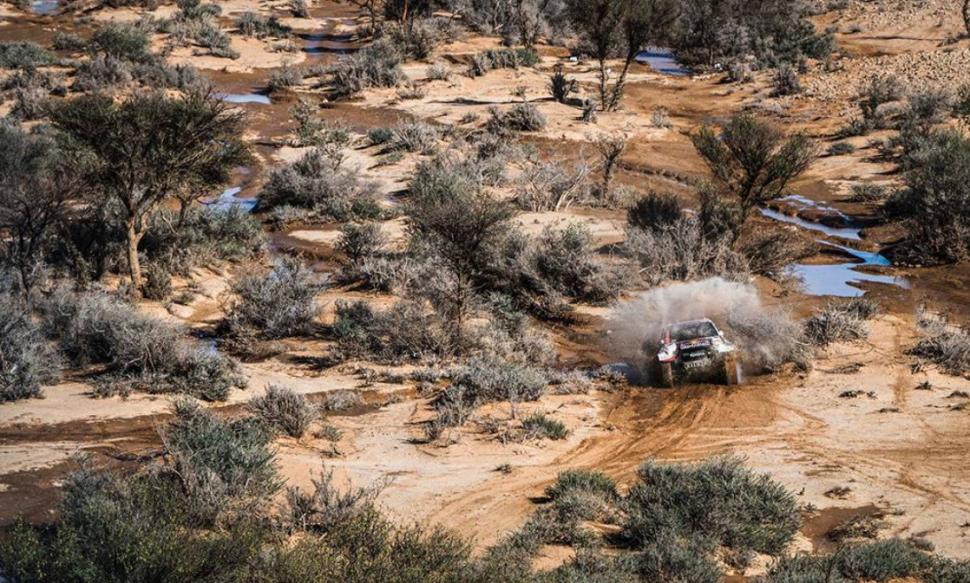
[2, 0, 970, 568]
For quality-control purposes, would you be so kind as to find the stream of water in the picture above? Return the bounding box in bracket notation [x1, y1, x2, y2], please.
[759, 206, 908, 297]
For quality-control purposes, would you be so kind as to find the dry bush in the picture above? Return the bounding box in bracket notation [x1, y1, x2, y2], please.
[331, 299, 453, 362]
[286, 466, 384, 533]
[41, 288, 244, 400]
[485, 102, 546, 133]
[624, 217, 749, 286]
[319, 389, 363, 412]
[329, 38, 406, 97]
[258, 148, 380, 221]
[910, 309, 970, 376]
[804, 298, 878, 347]
[0, 295, 59, 402]
[247, 384, 314, 438]
[223, 257, 323, 340]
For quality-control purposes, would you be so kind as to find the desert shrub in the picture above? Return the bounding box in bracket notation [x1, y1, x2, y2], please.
[236, 12, 289, 38]
[625, 217, 749, 286]
[671, 0, 833, 68]
[737, 226, 815, 278]
[900, 88, 951, 132]
[467, 47, 538, 77]
[258, 148, 378, 219]
[319, 389, 363, 412]
[910, 310, 970, 376]
[0, 42, 55, 69]
[426, 62, 450, 81]
[634, 534, 722, 583]
[329, 38, 406, 97]
[73, 55, 133, 92]
[268, 64, 303, 92]
[288, 0, 309, 17]
[887, 129, 970, 263]
[164, 398, 280, 522]
[41, 288, 244, 400]
[331, 299, 452, 361]
[826, 141, 855, 156]
[765, 538, 958, 583]
[223, 257, 323, 340]
[248, 384, 314, 438]
[53, 31, 87, 52]
[142, 263, 172, 300]
[141, 206, 265, 275]
[545, 469, 618, 502]
[0, 465, 266, 582]
[387, 120, 440, 153]
[8, 84, 48, 120]
[804, 298, 878, 347]
[549, 64, 576, 103]
[773, 63, 801, 96]
[848, 183, 888, 202]
[531, 224, 624, 304]
[384, 18, 447, 60]
[0, 295, 59, 402]
[623, 456, 800, 556]
[651, 106, 672, 128]
[89, 22, 151, 62]
[521, 412, 567, 440]
[857, 74, 905, 132]
[286, 466, 383, 533]
[336, 222, 389, 286]
[368, 126, 395, 145]
[447, 354, 547, 404]
[486, 102, 546, 133]
[627, 192, 682, 233]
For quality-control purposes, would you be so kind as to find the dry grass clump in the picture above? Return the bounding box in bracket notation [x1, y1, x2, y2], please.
[910, 309, 970, 375]
[804, 298, 879, 347]
[247, 385, 315, 438]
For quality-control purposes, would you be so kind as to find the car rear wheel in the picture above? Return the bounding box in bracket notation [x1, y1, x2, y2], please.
[658, 361, 674, 388]
[723, 357, 740, 386]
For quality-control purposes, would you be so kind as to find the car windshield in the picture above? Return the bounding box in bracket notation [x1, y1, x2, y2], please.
[669, 321, 718, 341]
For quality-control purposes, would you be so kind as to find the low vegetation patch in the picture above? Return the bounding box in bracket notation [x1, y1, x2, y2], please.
[0, 295, 59, 402]
[223, 258, 323, 342]
[40, 288, 244, 400]
[804, 298, 879, 347]
[247, 384, 315, 438]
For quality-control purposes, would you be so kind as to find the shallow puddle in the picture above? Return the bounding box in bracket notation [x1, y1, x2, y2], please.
[218, 93, 272, 105]
[635, 47, 689, 76]
[759, 207, 862, 241]
[30, 0, 58, 14]
[760, 206, 909, 297]
[203, 186, 258, 213]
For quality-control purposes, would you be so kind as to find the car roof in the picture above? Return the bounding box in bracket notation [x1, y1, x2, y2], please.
[665, 318, 715, 329]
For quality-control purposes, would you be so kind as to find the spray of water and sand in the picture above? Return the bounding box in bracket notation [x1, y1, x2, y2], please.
[605, 277, 803, 380]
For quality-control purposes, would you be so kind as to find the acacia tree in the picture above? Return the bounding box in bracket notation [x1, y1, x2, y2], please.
[51, 92, 249, 295]
[405, 159, 515, 348]
[691, 113, 816, 243]
[0, 124, 76, 298]
[565, 0, 678, 111]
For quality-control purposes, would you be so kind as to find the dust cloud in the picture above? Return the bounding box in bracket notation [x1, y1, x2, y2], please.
[605, 277, 804, 379]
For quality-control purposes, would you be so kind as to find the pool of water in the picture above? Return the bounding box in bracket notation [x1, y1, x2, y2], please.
[634, 47, 689, 76]
[203, 186, 258, 213]
[760, 206, 909, 297]
[759, 207, 862, 241]
[789, 242, 908, 298]
[30, 0, 58, 14]
[218, 93, 272, 105]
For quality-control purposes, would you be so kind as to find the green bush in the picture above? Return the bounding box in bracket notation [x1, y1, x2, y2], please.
[0, 42, 56, 69]
[627, 192, 682, 233]
[521, 412, 568, 440]
[531, 224, 624, 304]
[329, 38, 406, 98]
[623, 456, 800, 556]
[89, 23, 152, 62]
[164, 398, 280, 522]
[545, 469, 618, 502]
[468, 47, 539, 77]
